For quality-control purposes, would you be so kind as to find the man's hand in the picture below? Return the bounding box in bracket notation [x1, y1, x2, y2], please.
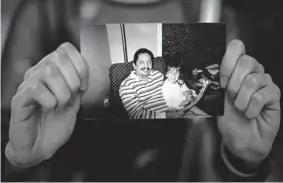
[217, 40, 281, 169]
[6, 42, 89, 167]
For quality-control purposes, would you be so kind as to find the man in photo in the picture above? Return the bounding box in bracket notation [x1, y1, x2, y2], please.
[119, 48, 168, 119]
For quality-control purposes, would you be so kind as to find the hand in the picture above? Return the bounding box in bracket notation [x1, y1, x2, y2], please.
[202, 80, 210, 88]
[179, 100, 190, 108]
[6, 43, 89, 166]
[217, 40, 280, 168]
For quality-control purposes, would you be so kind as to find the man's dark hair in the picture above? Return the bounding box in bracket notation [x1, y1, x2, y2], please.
[133, 48, 154, 65]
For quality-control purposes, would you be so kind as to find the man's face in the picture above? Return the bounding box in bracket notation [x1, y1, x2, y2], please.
[166, 67, 180, 83]
[134, 53, 153, 78]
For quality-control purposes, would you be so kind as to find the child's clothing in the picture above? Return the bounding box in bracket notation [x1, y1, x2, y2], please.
[162, 79, 196, 110]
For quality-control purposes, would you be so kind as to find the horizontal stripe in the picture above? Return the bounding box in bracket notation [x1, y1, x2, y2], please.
[138, 86, 163, 99]
[120, 70, 168, 119]
[124, 98, 138, 109]
[125, 100, 139, 111]
[119, 85, 136, 93]
[124, 77, 136, 86]
[145, 100, 167, 109]
[136, 78, 163, 94]
[120, 91, 137, 99]
[153, 105, 168, 112]
[144, 97, 165, 107]
[139, 90, 163, 101]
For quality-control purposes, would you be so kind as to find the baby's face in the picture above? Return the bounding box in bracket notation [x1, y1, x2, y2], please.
[166, 67, 180, 83]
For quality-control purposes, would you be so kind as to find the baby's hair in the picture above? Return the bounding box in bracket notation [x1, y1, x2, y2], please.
[165, 62, 185, 85]
[166, 62, 181, 74]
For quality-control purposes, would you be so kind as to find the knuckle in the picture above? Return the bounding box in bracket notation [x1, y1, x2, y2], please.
[81, 60, 89, 78]
[43, 66, 53, 77]
[234, 99, 243, 111]
[11, 95, 19, 109]
[24, 69, 32, 80]
[27, 83, 38, 94]
[62, 92, 71, 105]
[66, 92, 72, 102]
[24, 65, 38, 80]
[60, 42, 72, 48]
[238, 55, 255, 69]
[48, 99, 57, 110]
[48, 65, 62, 79]
[51, 50, 62, 62]
[43, 150, 55, 161]
[17, 82, 25, 93]
[258, 63, 265, 73]
[252, 92, 264, 105]
[247, 74, 260, 87]
[227, 86, 238, 98]
[274, 84, 281, 99]
[70, 80, 81, 92]
[265, 74, 272, 83]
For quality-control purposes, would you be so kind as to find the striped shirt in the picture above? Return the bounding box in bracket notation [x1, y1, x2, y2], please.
[119, 70, 168, 119]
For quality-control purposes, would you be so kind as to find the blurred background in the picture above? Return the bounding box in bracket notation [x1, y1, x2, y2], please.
[1, 0, 283, 181]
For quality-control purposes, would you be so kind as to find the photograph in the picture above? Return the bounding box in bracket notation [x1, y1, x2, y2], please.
[81, 23, 225, 119]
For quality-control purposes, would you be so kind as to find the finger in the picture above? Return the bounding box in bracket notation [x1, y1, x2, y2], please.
[12, 81, 57, 121]
[42, 66, 72, 108]
[50, 49, 81, 93]
[220, 39, 245, 88]
[10, 81, 57, 151]
[24, 53, 53, 80]
[59, 42, 89, 91]
[24, 43, 89, 92]
[227, 55, 265, 101]
[234, 73, 270, 112]
[245, 83, 280, 119]
[19, 66, 72, 108]
[71, 91, 84, 113]
[24, 65, 36, 81]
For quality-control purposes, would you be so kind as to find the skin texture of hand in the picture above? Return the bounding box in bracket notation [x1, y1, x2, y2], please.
[6, 43, 89, 166]
[217, 39, 281, 168]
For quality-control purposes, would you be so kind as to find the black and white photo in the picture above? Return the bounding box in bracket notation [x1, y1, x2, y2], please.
[81, 23, 225, 119]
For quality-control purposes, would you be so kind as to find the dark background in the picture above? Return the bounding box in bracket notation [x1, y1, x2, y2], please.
[162, 23, 225, 73]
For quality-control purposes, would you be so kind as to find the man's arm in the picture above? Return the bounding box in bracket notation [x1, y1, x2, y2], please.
[119, 84, 153, 119]
[119, 84, 165, 119]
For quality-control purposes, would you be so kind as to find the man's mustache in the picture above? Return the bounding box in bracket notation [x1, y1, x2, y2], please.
[141, 67, 150, 71]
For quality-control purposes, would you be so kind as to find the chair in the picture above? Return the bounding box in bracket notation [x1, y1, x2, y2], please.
[105, 57, 167, 119]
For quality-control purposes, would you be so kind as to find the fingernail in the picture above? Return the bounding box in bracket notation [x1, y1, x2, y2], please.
[80, 77, 89, 91]
[221, 75, 228, 88]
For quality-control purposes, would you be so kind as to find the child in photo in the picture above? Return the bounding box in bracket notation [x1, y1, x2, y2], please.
[162, 64, 210, 116]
